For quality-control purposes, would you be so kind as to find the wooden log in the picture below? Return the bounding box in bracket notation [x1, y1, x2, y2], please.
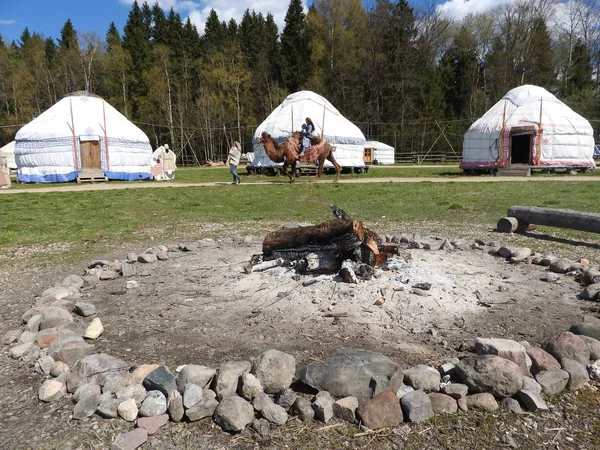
[497, 217, 520, 233]
[507, 206, 600, 234]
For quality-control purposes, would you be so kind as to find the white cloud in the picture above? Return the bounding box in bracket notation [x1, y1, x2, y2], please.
[437, 0, 517, 21]
[118, 0, 307, 34]
[0, 19, 16, 25]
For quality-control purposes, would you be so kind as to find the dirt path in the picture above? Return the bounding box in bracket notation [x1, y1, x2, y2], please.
[2, 175, 599, 195]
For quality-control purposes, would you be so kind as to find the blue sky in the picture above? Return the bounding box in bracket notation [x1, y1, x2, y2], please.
[0, 0, 516, 45]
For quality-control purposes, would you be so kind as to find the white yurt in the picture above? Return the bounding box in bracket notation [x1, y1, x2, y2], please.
[461, 85, 595, 171]
[0, 141, 16, 170]
[363, 141, 395, 165]
[15, 92, 153, 183]
[252, 91, 366, 169]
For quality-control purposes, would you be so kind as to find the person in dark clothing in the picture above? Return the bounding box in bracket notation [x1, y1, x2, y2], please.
[299, 117, 315, 154]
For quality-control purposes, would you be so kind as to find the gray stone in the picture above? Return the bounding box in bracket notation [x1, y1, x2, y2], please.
[176, 364, 216, 391]
[138, 253, 158, 263]
[518, 390, 548, 412]
[1, 329, 21, 345]
[143, 365, 177, 397]
[35, 355, 55, 375]
[441, 383, 468, 399]
[403, 365, 441, 392]
[9, 341, 34, 359]
[569, 322, 600, 342]
[549, 258, 573, 274]
[127, 252, 138, 263]
[292, 397, 314, 421]
[183, 382, 204, 409]
[313, 391, 335, 423]
[239, 373, 263, 401]
[121, 263, 137, 277]
[561, 358, 590, 390]
[73, 388, 101, 420]
[580, 283, 600, 300]
[252, 391, 273, 412]
[589, 360, 600, 382]
[184, 389, 219, 422]
[501, 398, 524, 415]
[50, 361, 70, 377]
[84, 318, 103, 339]
[213, 396, 255, 433]
[333, 396, 358, 423]
[97, 394, 119, 418]
[358, 391, 402, 429]
[217, 388, 238, 401]
[455, 355, 524, 397]
[111, 428, 148, 450]
[253, 349, 295, 394]
[465, 393, 499, 411]
[215, 360, 251, 395]
[26, 315, 41, 333]
[81, 275, 100, 289]
[545, 332, 590, 365]
[252, 418, 271, 435]
[579, 335, 600, 360]
[74, 302, 96, 317]
[401, 389, 434, 422]
[67, 354, 129, 392]
[39, 306, 73, 330]
[395, 385, 415, 399]
[41, 286, 71, 300]
[167, 390, 184, 422]
[428, 393, 458, 414]
[372, 370, 405, 396]
[139, 390, 167, 417]
[261, 402, 288, 426]
[522, 376, 542, 394]
[116, 384, 147, 407]
[510, 247, 531, 261]
[535, 369, 569, 395]
[137, 414, 169, 435]
[275, 388, 297, 410]
[18, 330, 37, 345]
[47, 334, 95, 367]
[297, 348, 400, 402]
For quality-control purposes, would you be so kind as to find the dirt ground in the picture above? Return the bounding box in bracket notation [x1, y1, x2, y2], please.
[1, 227, 600, 449]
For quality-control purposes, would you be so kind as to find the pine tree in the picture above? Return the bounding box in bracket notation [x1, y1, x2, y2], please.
[281, 0, 309, 92]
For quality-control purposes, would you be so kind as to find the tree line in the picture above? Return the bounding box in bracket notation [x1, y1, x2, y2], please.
[0, 0, 598, 164]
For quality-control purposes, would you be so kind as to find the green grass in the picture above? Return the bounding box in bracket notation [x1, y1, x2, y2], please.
[2, 179, 600, 249]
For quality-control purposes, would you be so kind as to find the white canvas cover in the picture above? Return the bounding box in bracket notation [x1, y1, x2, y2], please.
[15, 92, 153, 182]
[252, 91, 366, 168]
[462, 85, 595, 169]
[364, 141, 395, 165]
[0, 141, 16, 169]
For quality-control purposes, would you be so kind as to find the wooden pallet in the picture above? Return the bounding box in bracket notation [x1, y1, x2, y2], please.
[496, 164, 531, 177]
[77, 169, 107, 183]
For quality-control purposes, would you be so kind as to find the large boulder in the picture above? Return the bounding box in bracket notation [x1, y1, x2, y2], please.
[67, 354, 130, 393]
[475, 338, 530, 375]
[214, 361, 251, 395]
[569, 322, 600, 342]
[357, 391, 403, 429]
[454, 355, 524, 398]
[252, 349, 295, 394]
[403, 365, 440, 392]
[213, 396, 255, 433]
[297, 348, 401, 403]
[544, 332, 590, 365]
[524, 346, 561, 375]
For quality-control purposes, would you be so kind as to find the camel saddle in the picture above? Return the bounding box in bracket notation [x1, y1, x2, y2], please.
[299, 142, 324, 164]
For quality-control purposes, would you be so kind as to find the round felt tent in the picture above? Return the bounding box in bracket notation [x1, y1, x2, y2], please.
[252, 91, 366, 169]
[15, 92, 153, 183]
[461, 85, 595, 172]
[0, 141, 17, 170]
[363, 141, 395, 165]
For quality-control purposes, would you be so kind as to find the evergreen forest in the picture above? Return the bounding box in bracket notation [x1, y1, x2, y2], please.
[0, 0, 599, 164]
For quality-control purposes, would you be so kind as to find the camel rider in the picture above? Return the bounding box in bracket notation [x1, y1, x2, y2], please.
[299, 117, 315, 154]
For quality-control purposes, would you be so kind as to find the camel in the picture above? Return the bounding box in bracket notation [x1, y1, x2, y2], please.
[259, 131, 341, 183]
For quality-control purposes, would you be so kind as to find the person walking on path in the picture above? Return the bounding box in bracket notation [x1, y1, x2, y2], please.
[227, 141, 242, 184]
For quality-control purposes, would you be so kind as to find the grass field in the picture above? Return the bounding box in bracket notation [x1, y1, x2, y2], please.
[2, 164, 600, 268]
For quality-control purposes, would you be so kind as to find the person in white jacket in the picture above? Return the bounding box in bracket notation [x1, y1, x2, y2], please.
[227, 141, 242, 184]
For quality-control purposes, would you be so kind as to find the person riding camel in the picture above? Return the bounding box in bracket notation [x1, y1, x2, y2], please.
[299, 117, 315, 155]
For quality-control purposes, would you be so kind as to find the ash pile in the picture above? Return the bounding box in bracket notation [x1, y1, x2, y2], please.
[245, 205, 404, 283]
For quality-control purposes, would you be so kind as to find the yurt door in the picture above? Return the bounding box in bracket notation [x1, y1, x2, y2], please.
[509, 126, 535, 164]
[80, 140, 101, 169]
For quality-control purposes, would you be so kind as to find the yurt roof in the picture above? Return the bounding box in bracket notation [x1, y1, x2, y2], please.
[466, 85, 592, 134]
[253, 90, 365, 145]
[16, 92, 149, 143]
[364, 141, 394, 151]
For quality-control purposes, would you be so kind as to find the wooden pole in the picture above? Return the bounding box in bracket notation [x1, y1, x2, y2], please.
[321, 104, 326, 139]
[69, 98, 79, 169]
[507, 206, 600, 234]
[291, 106, 294, 135]
[498, 99, 507, 166]
[536, 98, 543, 165]
[102, 100, 110, 170]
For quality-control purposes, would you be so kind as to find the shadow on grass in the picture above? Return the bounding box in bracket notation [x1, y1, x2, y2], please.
[518, 231, 600, 251]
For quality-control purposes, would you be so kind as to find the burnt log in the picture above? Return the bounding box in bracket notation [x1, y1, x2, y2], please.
[262, 219, 381, 271]
[507, 206, 600, 234]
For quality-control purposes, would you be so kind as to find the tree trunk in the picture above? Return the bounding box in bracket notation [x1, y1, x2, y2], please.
[507, 206, 600, 234]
